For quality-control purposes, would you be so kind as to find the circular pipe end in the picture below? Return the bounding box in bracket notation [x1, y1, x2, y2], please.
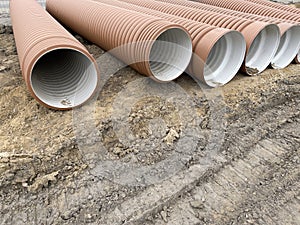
[204, 31, 246, 87]
[149, 27, 192, 82]
[30, 49, 99, 109]
[271, 25, 300, 69]
[245, 24, 280, 75]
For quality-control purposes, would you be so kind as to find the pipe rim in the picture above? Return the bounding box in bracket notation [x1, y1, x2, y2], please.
[203, 31, 246, 87]
[149, 27, 193, 82]
[245, 24, 280, 75]
[30, 48, 99, 109]
[271, 25, 300, 69]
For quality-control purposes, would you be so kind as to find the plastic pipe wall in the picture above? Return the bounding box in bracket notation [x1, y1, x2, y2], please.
[157, 0, 300, 69]
[10, 0, 100, 110]
[245, 0, 300, 15]
[94, 0, 246, 86]
[192, 0, 300, 21]
[46, 0, 193, 83]
[245, 0, 300, 63]
[191, 0, 300, 63]
[120, 0, 280, 75]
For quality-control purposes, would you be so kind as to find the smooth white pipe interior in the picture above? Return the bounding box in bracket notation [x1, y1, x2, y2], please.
[150, 28, 192, 81]
[271, 26, 300, 69]
[203, 31, 246, 87]
[30, 49, 98, 109]
[245, 24, 280, 75]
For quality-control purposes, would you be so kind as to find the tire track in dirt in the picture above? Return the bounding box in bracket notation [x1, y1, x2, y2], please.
[92, 98, 299, 224]
[272, 197, 300, 225]
[0, 81, 298, 225]
[150, 120, 299, 225]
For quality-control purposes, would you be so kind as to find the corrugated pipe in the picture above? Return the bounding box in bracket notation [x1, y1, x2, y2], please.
[158, 0, 300, 69]
[120, 0, 280, 75]
[94, 0, 246, 87]
[10, 0, 100, 110]
[192, 0, 300, 21]
[244, 0, 300, 15]
[46, 0, 193, 83]
[244, 0, 300, 64]
[191, 0, 300, 64]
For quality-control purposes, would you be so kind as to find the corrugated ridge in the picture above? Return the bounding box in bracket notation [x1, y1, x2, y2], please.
[120, 0, 280, 75]
[245, 0, 300, 15]
[10, 0, 100, 109]
[157, 0, 300, 68]
[190, 0, 300, 64]
[47, 0, 193, 82]
[192, 0, 300, 22]
[94, 0, 246, 86]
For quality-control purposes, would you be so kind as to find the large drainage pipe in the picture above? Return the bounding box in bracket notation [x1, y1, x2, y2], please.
[245, 0, 300, 64]
[191, 0, 300, 64]
[9, 0, 100, 110]
[192, 0, 300, 21]
[120, 0, 280, 75]
[46, 0, 193, 83]
[157, 0, 300, 69]
[244, 0, 300, 16]
[94, 0, 246, 87]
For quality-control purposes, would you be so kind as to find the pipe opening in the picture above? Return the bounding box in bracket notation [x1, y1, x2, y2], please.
[31, 49, 98, 109]
[149, 28, 192, 81]
[271, 26, 300, 69]
[245, 24, 280, 75]
[204, 31, 246, 87]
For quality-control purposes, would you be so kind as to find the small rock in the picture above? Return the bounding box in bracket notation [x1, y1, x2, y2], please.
[160, 210, 168, 223]
[113, 147, 124, 156]
[0, 24, 5, 34]
[190, 200, 204, 209]
[85, 213, 93, 220]
[61, 212, 73, 220]
[0, 66, 6, 72]
[163, 128, 180, 146]
[252, 212, 259, 219]
[22, 182, 28, 187]
[6, 26, 13, 34]
[27, 171, 59, 192]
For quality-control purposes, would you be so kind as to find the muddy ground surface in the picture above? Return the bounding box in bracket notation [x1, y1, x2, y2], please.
[0, 19, 299, 225]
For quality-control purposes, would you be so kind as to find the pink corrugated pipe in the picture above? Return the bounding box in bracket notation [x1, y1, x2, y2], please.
[120, 0, 281, 75]
[10, 0, 100, 109]
[191, 0, 300, 63]
[94, 0, 246, 86]
[46, 0, 193, 83]
[157, 0, 300, 69]
[245, 0, 300, 15]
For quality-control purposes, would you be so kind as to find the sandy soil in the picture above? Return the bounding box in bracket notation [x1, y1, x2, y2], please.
[0, 20, 299, 224]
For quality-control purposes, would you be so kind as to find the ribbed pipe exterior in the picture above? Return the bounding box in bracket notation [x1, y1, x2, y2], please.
[192, 0, 300, 23]
[191, 0, 300, 64]
[245, 0, 300, 15]
[10, 0, 100, 110]
[244, 0, 300, 64]
[46, 0, 193, 83]
[158, 0, 300, 69]
[94, 0, 246, 86]
[120, 0, 280, 75]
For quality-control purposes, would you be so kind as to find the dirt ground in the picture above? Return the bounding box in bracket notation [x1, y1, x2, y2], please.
[0, 17, 299, 225]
